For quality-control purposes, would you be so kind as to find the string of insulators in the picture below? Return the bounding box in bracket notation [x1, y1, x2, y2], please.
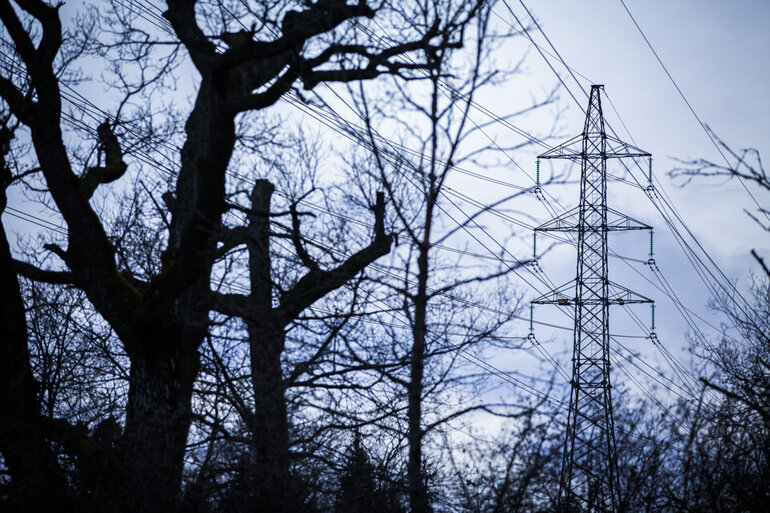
[649, 230, 654, 259]
[651, 303, 656, 332]
[536, 159, 540, 187]
[648, 156, 653, 185]
[533, 232, 537, 260]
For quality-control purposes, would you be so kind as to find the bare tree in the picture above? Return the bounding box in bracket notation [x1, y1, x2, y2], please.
[208, 177, 392, 512]
[669, 131, 770, 512]
[0, 0, 491, 511]
[671, 131, 769, 432]
[343, 4, 557, 511]
[446, 409, 560, 513]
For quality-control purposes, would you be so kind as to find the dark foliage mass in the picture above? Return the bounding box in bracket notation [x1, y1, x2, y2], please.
[0, 1, 768, 512]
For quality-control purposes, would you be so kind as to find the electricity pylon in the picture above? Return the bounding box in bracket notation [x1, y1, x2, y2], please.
[532, 85, 652, 512]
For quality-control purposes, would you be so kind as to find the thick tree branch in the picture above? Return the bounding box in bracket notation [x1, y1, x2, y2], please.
[289, 201, 319, 272]
[274, 191, 391, 324]
[299, 26, 447, 90]
[0, 75, 34, 124]
[12, 258, 77, 284]
[209, 291, 250, 319]
[228, 65, 302, 113]
[0, 0, 37, 65]
[217, 0, 375, 70]
[14, 0, 62, 66]
[163, 0, 216, 69]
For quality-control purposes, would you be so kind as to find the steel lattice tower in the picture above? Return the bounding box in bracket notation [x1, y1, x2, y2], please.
[532, 85, 652, 513]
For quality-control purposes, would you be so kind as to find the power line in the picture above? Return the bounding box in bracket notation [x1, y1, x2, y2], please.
[617, 0, 770, 225]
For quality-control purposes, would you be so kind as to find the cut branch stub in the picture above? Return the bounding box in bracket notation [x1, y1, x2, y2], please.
[80, 120, 128, 199]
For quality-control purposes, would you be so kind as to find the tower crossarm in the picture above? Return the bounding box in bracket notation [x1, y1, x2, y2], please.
[535, 207, 652, 232]
[531, 279, 653, 306]
[538, 134, 650, 161]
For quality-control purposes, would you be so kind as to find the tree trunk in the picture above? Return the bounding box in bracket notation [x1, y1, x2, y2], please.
[247, 322, 291, 513]
[242, 180, 292, 512]
[117, 79, 233, 513]
[0, 225, 73, 512]
[0, 145, 72, 511]
[121, 323, 201, 513]
[408, 245, 431, 513]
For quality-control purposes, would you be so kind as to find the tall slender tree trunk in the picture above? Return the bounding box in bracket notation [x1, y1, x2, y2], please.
[408, 107, 438, 512]
[242, 180, 292, 512]
[408, 245, 431, 513]
[247, 322, 291, 512]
